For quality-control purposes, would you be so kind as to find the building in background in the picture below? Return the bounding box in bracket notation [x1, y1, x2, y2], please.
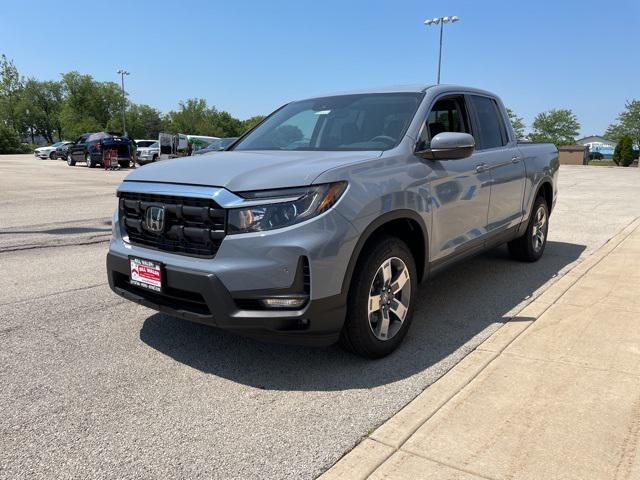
[576, 135, 616, 159]
[558, 145, 588, 165]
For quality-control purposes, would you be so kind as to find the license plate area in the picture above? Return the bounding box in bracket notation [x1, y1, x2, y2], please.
[130, 257, 162, 292]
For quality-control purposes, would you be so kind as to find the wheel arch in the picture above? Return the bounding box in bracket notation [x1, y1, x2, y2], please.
[341, 210, 429, 298]
[537, 180, 553, 213]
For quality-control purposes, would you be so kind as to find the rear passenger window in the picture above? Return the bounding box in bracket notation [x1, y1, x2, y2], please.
[469, 95, 507, 149]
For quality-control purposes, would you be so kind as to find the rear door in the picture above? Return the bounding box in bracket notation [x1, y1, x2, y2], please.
[418, 94, 492, 262]
[468, 95, 525, 235]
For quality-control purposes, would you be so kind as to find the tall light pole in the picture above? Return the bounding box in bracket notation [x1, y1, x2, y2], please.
[117, 69, 130, 136]
[424, 16, 459, 84]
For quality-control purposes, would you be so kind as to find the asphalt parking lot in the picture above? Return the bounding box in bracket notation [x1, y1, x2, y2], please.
[1, 154, 639, 479]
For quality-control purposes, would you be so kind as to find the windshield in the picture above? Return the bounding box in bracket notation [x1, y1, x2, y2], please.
[232, 93, 423, 151]
[51, 142, 64, 147]
[137, 140, 155, 147]
[206, 139, 223, 150]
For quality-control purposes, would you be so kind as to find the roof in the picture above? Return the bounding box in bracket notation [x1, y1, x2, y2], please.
[576, 135, 616, 146]
[305, 84, 433, 99]
[559, 144, 588, 152]
[303, 84, 499, 100]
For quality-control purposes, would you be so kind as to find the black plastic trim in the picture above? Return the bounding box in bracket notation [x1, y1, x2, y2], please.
[107, 252, 344, 346]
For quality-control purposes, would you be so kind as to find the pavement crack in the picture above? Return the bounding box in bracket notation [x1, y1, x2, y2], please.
[0, 235, 110, 253]
[0, 282, 108, 307]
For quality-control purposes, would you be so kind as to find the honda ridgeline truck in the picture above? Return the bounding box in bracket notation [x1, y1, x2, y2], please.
[107, 85, 558, 358]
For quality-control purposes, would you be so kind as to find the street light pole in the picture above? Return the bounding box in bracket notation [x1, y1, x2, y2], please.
[424, 16, 459, 84]
[116, 69, 130, 136]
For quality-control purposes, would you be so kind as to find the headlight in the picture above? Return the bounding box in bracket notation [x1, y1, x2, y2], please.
[227, 182, 347, 234]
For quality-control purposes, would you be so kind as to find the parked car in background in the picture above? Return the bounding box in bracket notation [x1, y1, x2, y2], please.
[34, 141, 73, 160]
[66, 132, 135, 168]
[53, 142, 74, 160]
[192, 137, 239, 155]
[107, 85, 558, 358]
[158, 133, 220, 160]
[136, 141, 160, 164]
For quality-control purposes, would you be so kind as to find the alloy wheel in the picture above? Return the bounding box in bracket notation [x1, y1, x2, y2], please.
[531, 206, 547, 252]
[367, 257, 411, 341]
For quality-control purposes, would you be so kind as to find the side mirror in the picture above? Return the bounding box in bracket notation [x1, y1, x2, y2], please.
[417, 132, 475, 160]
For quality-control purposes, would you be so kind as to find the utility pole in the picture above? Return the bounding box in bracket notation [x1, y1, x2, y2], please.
[424, 16, 459, 84]
[117, 69, 130, 136]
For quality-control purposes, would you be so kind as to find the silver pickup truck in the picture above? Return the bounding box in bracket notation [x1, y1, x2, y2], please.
[107, 85, 558, 358]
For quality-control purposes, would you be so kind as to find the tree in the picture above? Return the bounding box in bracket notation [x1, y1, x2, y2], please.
[613, 135, 634, 167]
[241, 115, 266, 133]
[17, 79, 64, 143]
[506, 108, 526, 141]
[162, 98, 245, 137]
[0, 54, 24, 137]
[59, 72, 122, 139]
[0, 124, 28, 153]
[107, 104, 162, 139]
[605, 100, 640, 151]
[529, 109, 580, 146]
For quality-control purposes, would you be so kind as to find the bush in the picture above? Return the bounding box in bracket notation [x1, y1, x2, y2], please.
[0, 126, 27, 154]
[618, 136, 634, 167]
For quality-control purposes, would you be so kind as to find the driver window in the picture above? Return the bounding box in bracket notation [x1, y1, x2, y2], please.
[417, 96, 469, 151]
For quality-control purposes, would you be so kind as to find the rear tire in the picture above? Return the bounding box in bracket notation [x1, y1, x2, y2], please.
[508, 196, 549, 262]
[340, 236, 417, 358]
[66, 153, 75, 166]
[49, 151, 55, 159]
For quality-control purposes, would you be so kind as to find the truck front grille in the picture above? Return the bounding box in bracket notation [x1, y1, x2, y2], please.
[119, 192, 226, 258]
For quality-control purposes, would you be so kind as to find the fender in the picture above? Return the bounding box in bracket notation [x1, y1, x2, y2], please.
[517, 178, 554, 236]
[340, 209, 430, 299]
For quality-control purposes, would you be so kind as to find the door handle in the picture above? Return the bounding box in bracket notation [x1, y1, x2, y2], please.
[475, 163, 487, 173]
[511, 156, 521, 164]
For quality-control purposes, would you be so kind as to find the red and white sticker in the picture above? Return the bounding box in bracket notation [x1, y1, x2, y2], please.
[130, 258, 162, 292]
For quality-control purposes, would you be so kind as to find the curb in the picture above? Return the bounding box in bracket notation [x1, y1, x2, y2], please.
[319, 216, 640, 480]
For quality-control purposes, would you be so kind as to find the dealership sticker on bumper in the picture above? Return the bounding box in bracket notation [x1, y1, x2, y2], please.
[130, 257, 162, 292]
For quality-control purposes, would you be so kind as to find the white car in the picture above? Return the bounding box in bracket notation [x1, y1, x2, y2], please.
[34, 141, 73, 160]
[135, 139, 159, 164]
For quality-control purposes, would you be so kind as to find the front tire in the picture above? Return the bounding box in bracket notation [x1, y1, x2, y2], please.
[508, 196, 549, 262]
[340, 236, 417, 358]
[67, 153, 76, 166]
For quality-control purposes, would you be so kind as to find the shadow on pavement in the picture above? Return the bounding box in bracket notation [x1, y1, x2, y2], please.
[139, 241, 585, 391]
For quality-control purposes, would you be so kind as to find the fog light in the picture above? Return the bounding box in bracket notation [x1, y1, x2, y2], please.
[261, 297, 308, 309]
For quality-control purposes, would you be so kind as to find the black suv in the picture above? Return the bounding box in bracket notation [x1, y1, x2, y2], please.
[66, 132, 135, 168]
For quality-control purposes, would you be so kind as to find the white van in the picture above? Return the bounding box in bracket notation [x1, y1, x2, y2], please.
[157, 133, 219, 160]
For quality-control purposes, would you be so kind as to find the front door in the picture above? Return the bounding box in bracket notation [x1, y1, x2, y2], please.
[419, 95, 492, 262]
[71, 135, 88, 162]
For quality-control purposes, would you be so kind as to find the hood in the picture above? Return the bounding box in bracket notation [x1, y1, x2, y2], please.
[123, 150, 382, 191]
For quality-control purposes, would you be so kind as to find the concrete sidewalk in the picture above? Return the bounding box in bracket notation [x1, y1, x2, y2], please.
[322, 218, 640, 480]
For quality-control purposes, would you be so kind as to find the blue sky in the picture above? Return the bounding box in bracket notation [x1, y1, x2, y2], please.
[1, 0, 638, 136]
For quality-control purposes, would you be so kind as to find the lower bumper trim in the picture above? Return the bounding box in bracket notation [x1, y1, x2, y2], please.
[106, 251, 345, 346]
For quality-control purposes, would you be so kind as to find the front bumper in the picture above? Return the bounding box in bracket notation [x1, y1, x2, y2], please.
[107, 251, 345, 346]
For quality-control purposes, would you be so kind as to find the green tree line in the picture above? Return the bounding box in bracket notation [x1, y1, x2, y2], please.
[0, 54, 265, 153]
[509, 103, 638, 167]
